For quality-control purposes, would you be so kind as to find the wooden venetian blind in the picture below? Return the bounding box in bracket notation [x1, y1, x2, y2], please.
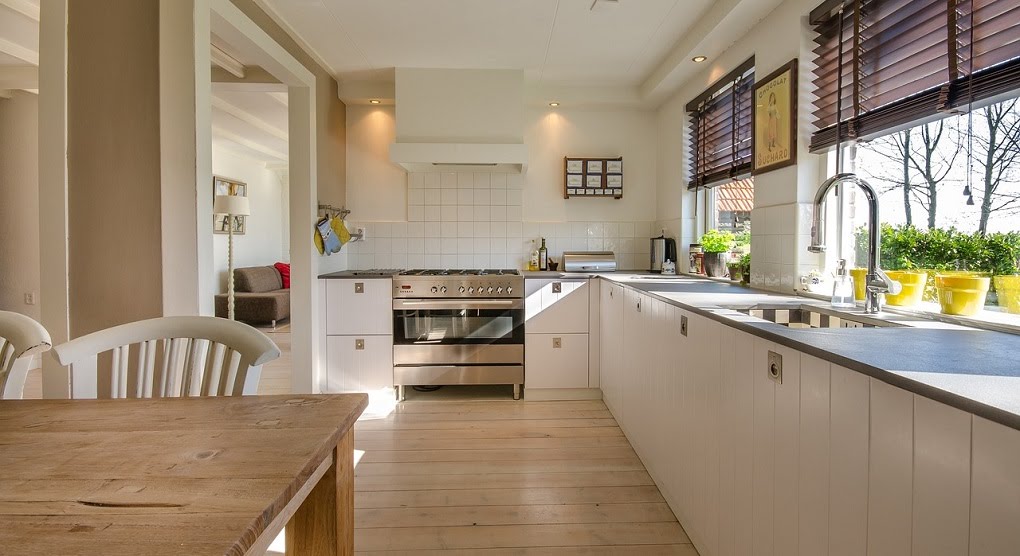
[687, 58, 755, 189]
[810, 0, 1020, 152]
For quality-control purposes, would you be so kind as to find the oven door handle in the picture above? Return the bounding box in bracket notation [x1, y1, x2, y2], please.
[393, 299, 524, 310]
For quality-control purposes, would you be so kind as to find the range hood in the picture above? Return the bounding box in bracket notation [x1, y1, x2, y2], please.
[389, 68, 528, 174]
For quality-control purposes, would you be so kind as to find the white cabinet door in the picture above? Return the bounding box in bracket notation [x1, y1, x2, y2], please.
[970, 416, 1020, 556]
[525, 333, 589, 389]
[525, 279, 589, 334]
[599, 282, 623, 414]
[829, 364, 870, 556]
[325, 335, 393, 393]
[912, 396, 970, 556]
[867, 379, 914, 556]
[326, 279, 392, 336]
[798, 354, 831, 556]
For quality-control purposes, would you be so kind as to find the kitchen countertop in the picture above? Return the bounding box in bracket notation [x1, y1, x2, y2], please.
[602, 273, 1020, 431]
[319, 269, 401, 279]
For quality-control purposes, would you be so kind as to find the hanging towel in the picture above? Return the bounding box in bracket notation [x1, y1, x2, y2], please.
[316, 216, 341, 255]
[332, 217, 352, 249]
[313, 216, 327, 254]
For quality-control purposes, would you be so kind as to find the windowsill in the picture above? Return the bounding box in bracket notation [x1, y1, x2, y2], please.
[796, 289, 1020, 336]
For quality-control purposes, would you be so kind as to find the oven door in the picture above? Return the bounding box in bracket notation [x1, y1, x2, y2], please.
[392, 299, 524, 347]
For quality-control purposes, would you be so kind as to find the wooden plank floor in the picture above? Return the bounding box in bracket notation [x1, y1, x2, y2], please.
[352, 397, 698, 555]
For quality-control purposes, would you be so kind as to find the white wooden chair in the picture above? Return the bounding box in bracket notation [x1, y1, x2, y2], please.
[0, 311, 52, 399]
[52, 316, 280, 399]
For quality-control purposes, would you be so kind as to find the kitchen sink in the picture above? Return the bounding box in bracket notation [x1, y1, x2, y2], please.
[735, 304, 903, 329]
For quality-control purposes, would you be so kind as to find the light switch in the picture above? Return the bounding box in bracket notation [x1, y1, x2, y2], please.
[552, 337, 562, 348]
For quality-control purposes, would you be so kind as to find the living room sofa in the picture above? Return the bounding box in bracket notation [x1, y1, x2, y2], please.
[214, 266, 290, 327]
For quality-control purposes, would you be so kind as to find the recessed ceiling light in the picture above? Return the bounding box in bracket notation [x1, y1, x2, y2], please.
[692, 56, 708, 63]
[549, 102, 560, 107]
[369, 99, 381, 104]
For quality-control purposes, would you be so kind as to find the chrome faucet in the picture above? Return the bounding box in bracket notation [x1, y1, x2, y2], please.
[808, 173, 901, 313]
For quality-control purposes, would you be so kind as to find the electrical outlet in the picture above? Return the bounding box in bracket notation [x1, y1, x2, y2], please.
[680, 315, 688, 337]
[552, 337, 562, 349]
[768, 350, 783, 384]
[24, 293, 35, 305]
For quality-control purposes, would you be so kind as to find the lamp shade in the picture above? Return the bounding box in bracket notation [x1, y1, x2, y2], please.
[213, 195, 250, 216]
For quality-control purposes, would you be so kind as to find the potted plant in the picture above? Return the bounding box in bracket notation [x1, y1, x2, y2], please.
[700, 229, 734, 278]
[739, 253, 751, 285]
[726, 261, 742, 281]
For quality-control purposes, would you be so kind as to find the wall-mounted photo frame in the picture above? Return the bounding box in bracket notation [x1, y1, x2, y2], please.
[566, 160, 584, 173]
[607, 160, 623, 174]
[213, 175, 247, 235]
[753, 58, 797, 175]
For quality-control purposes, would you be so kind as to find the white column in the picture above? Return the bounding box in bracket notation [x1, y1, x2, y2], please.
[38, 0, 70, 398]
[289, 84, 318, 393]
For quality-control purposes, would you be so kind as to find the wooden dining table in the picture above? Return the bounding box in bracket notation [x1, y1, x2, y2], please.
[0, 393, 367, 555]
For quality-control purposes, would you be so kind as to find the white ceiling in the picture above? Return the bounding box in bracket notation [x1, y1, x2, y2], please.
[255, 0, 787, 106]
[257, 0, 713, 88]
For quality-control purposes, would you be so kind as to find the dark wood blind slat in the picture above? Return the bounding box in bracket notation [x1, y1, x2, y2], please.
[810, 0, 1020, 152]
[688, 61, 754, 189]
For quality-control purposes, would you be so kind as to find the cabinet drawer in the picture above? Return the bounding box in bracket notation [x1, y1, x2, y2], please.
[325, 335, 393, 393]
[524, 279, 589, 334]
[326, 279, 392, 336]
[525, 333, 588, 389]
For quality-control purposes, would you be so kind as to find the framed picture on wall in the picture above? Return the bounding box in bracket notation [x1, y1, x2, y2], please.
[213, 175, 247, 235]
[753, 59, 797, 175]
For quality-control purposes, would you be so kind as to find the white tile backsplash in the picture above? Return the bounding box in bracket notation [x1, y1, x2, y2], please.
[347, 172, 656, 270]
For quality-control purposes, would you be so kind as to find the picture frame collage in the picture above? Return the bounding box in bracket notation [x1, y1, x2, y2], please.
[564, 156, 623, 199]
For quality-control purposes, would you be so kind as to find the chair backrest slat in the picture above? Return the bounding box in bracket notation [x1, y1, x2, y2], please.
[0, 311, 52, 400]
[52, 316, 279, 400]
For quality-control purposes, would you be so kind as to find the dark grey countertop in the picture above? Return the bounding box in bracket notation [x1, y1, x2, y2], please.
[603, 274, 1020, 431]
[319, 270, 399, 279]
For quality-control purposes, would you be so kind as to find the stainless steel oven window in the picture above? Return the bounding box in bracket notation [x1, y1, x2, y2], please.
[397, 309, 516, 342]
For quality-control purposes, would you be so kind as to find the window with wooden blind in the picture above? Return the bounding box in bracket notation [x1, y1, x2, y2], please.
[810, 0, 1020, 152]
[687, 58, 755, 189]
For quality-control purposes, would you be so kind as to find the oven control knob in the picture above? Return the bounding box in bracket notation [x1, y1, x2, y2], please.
[506, 286, 513, 295]
[468, 287, 475, 294]
[487, 286, 494, 294]
[440, 286, 448, 293]
[430, 286, 438, 293]
[459, 286, 466, 293]
[496, 287, 503, 294]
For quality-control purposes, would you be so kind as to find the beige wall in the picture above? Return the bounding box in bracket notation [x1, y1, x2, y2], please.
[67, 0, 163, 336]
[229, 0, 347, 209]
[0, 91, 41, 321]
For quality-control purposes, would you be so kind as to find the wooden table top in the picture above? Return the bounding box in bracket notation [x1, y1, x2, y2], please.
[0, 394, 368, 555]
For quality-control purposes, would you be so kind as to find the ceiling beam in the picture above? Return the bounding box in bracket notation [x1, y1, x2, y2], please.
[212, 125, 288, 161]
[210, 44, 245, 79]
[338, 79, 395, 105]
[0, 65, 38, 89]
[0, 37, 38, 65]
[211, 95, 288, 140]
[211, 66, 284, 88]
[267, 91, 288, 108]
[0, 0, 40, 21]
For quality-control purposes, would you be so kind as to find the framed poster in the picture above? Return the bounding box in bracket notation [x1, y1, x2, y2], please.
[213, 175, 247, 234]
[753, 59, 797, 174]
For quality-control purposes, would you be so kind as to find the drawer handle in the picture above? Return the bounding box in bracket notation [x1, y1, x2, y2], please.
[354, 282, 364, 294]
[552, 282, 562, 293]
[355, 339, 365, 350]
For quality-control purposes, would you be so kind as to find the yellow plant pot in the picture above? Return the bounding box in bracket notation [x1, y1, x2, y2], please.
[850, 268, 868, 301]
[994, 275, 1020, 314]
[935, 274, 990, 316]
[883, 271, 927, 307]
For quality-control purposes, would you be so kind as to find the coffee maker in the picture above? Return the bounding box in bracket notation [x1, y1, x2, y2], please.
[650, 232, 678, 273]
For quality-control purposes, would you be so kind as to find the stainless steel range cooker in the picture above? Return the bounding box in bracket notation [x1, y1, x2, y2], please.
[392, 269, 524, 400]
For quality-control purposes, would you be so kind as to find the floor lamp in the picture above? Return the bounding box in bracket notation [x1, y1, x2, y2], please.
[213, 194, 250, 320]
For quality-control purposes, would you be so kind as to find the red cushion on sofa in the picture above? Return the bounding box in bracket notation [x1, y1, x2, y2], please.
[274, 262, 291, 288]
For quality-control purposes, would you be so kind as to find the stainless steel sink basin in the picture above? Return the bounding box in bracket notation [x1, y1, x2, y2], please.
[736, 304, 902, 329]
